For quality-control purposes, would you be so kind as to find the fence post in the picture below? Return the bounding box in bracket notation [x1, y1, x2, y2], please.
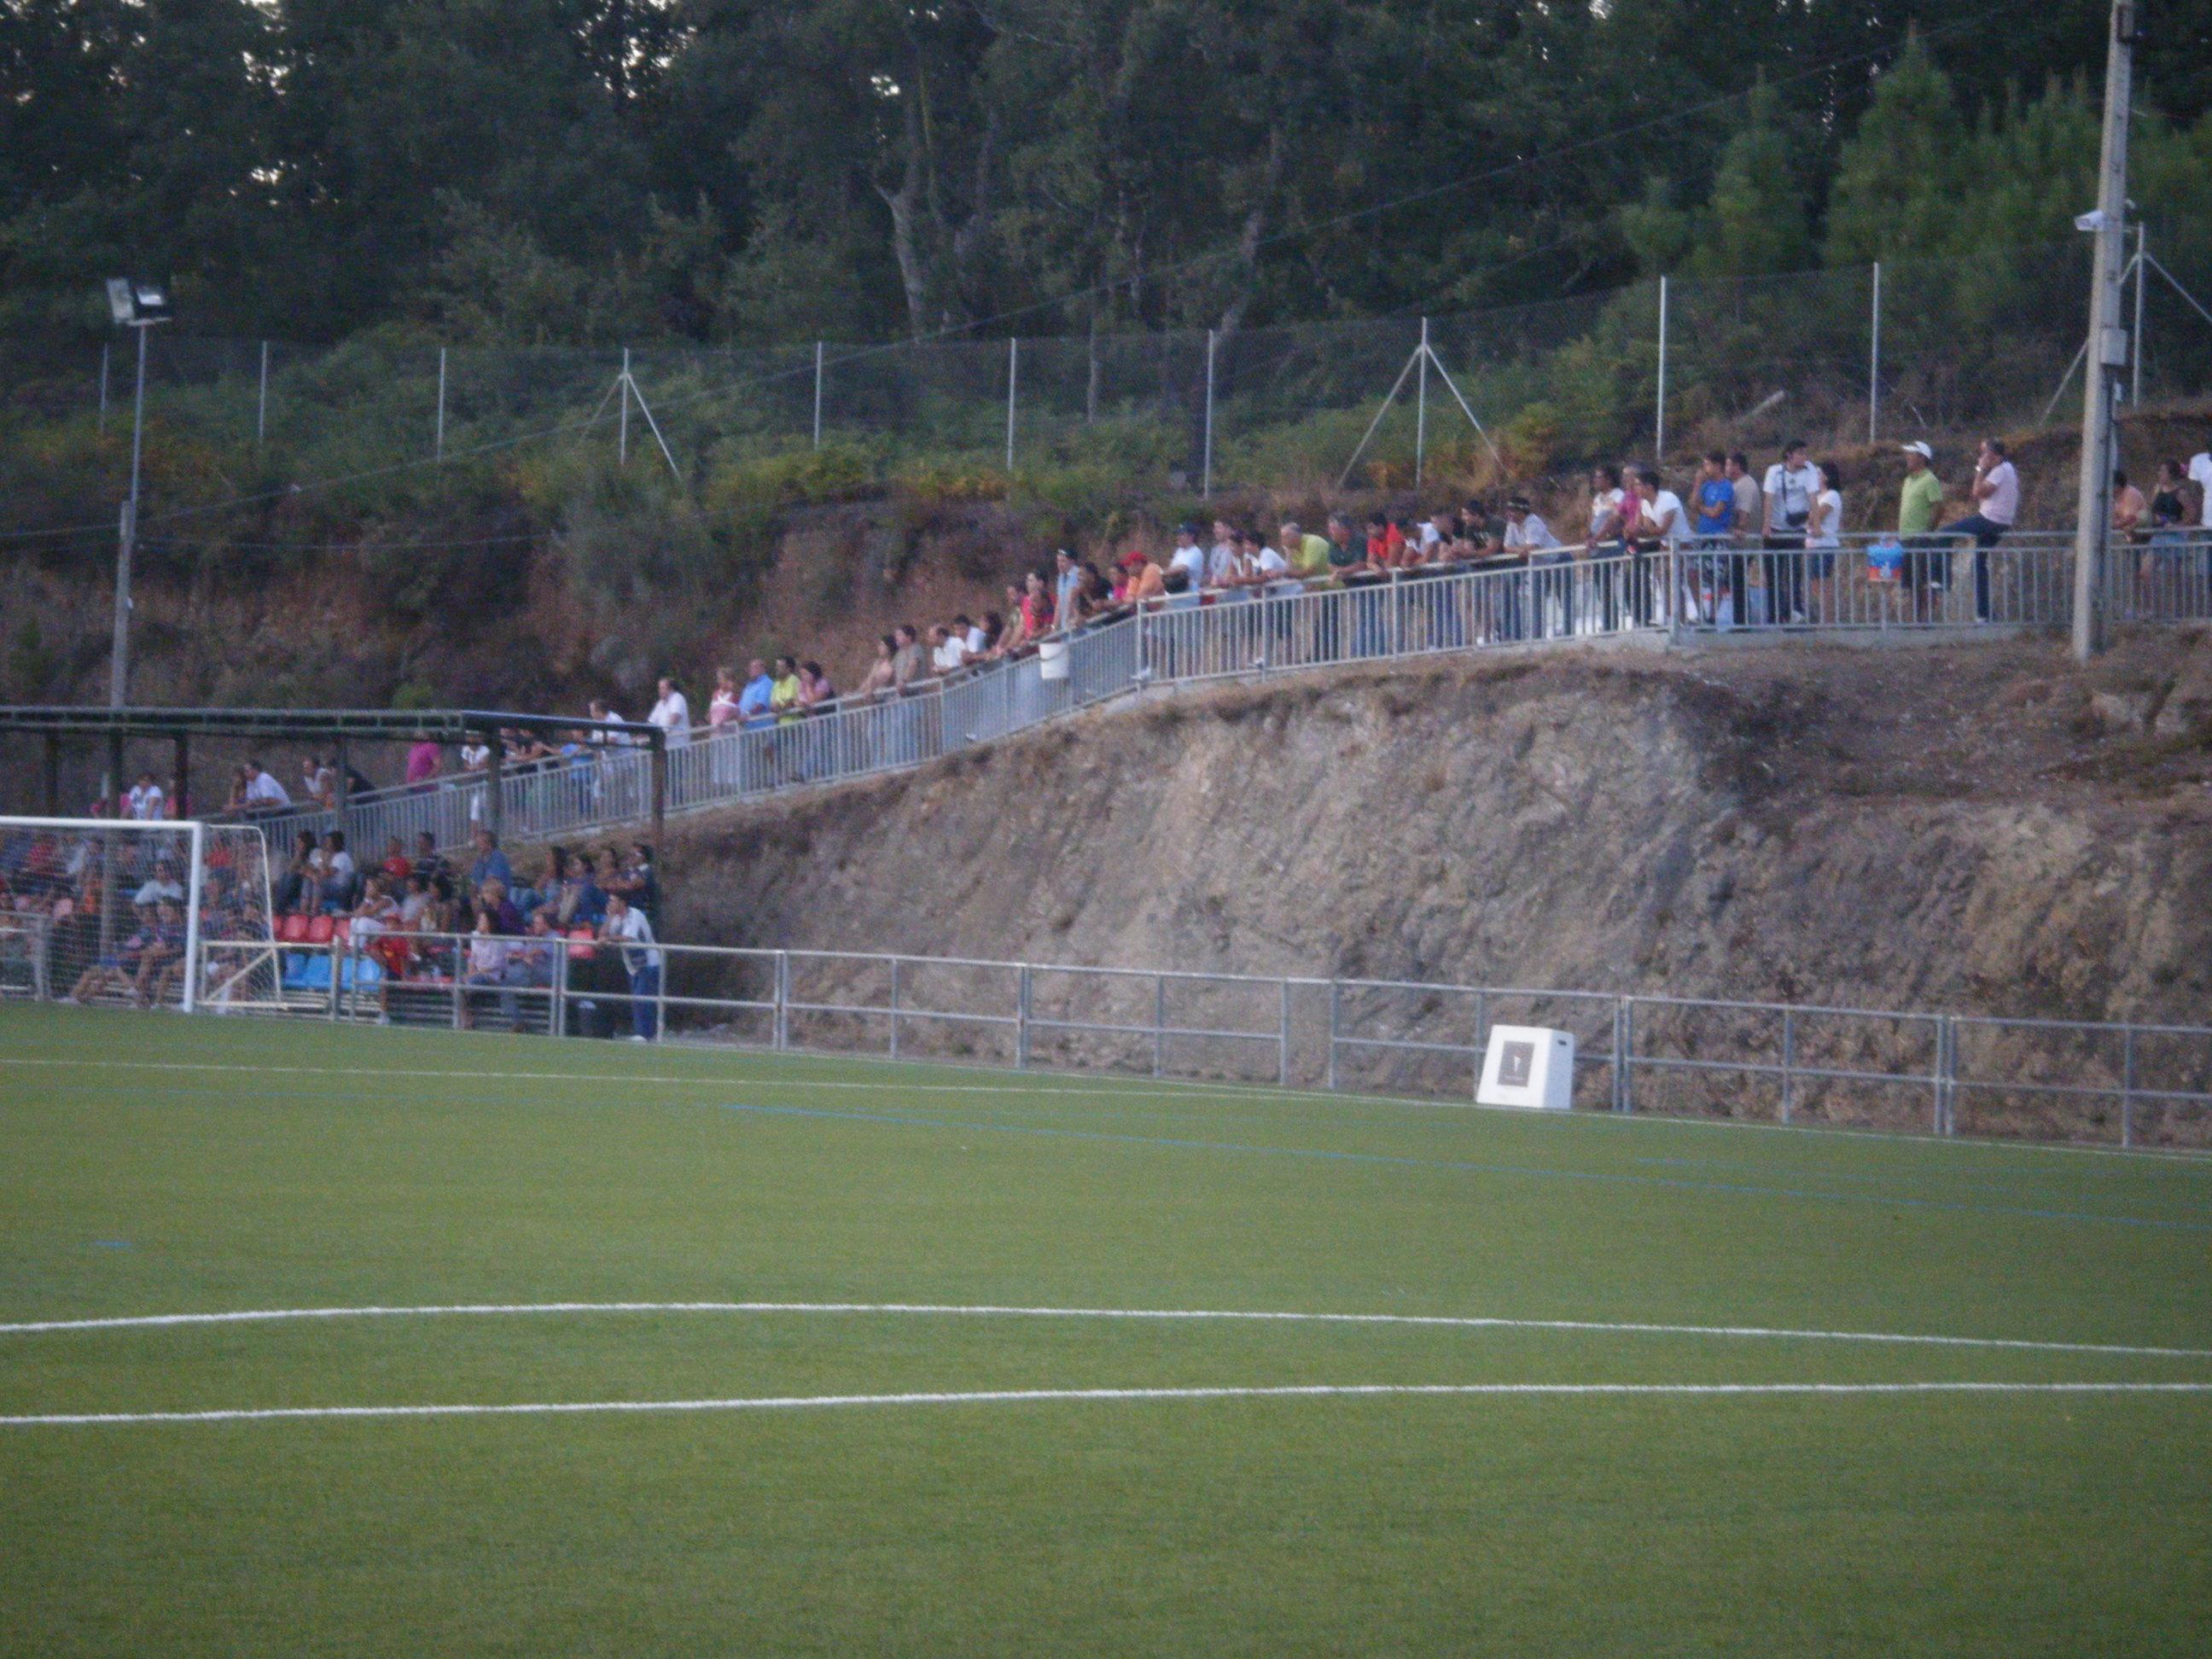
[1779, 1007, 1795, 1125]
[98, 341, 110, 435]
[1472, 989, 1487, 1099]
[1278, 978, 1291, 1086]
[328, 934, 341, 1022]
[1614, 998, 1633, 1113]
[1936, 1016, 1952, 1136]
[888, 955, 900, 1060]
[1868, 261, 1882, 443]
[1202, 328, 1216, 499]
[1005, 336, 1018, 474]
[435, 346, 447, 461]
[1153, 973, 1167, 1078]
[2121, 1024, 2136, 1149]
[1655, 276, 1668, 460]
[256, 341, 269, 448]
[553, 938, 568, 1037]
[813, 339, 824, 450]
[774, 949, 789, 1051]
[1326, 980, 1341, 1091]
[618, 345, 631, 465]
[1016, 963, 1032, 1069]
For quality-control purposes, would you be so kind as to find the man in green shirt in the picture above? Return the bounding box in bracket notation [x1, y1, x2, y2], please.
[1278, 520, 1340, 661]
[1898, 441, 1947, 619]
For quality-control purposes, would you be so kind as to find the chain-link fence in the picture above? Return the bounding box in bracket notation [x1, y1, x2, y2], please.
[9, 243, 2209, 506]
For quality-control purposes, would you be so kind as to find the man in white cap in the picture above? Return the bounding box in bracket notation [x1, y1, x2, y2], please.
[1898, 441, 1945, 621]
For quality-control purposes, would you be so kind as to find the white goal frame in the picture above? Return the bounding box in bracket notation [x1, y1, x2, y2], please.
[0, 815, 228, 1013]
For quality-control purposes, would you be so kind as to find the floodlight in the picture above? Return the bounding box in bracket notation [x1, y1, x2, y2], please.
[103, 277, 173, 326]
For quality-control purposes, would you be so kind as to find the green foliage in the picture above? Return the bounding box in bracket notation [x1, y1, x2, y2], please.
[1825, 32, 1970, 268]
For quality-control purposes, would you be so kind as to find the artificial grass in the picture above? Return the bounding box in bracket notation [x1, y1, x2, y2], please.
[0, 1004, 2207, 1656]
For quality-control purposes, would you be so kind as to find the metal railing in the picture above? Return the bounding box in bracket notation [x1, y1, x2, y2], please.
[179, 934, 2212, 1153]
[244, 531, 2212, 859]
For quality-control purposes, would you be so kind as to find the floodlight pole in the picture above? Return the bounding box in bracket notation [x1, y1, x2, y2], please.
[112, 317, 158, 715]
[619, 346, 632, 465]
[2071, 0, 2135, 661]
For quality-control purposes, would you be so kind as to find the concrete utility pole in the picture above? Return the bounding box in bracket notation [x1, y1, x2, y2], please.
[2072, 0, 2137, 661]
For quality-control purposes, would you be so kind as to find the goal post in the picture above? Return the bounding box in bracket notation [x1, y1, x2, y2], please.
[0, 816, 278, 1016]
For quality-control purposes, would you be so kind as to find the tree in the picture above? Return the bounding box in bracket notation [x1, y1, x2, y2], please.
[1824, 30, 1967, 267]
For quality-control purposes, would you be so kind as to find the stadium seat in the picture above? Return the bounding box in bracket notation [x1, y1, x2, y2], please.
[566, 926, 597, 963]
[333, 917, 352, 944]
[306, 915, 335, 945]
[279, 913, 310, 943]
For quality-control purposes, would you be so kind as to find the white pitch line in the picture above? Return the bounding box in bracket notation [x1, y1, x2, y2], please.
[7, 1380, 2211, 1429]
[0, 1054, 1306, 1107]
[3, 1300, 2207, 1361]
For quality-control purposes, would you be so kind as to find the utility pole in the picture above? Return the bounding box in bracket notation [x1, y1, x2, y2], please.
[2072, 0, 2136, 661]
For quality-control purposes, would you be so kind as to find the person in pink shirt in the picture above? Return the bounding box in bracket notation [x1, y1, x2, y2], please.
[405, 738, 441, 787]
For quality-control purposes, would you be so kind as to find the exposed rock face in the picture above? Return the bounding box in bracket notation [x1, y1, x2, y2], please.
[652, 630, 2212, 1139]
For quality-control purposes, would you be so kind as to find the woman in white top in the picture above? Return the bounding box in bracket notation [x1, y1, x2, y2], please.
[1806, 461, 1843, 623]
[707, 667, 740, 731]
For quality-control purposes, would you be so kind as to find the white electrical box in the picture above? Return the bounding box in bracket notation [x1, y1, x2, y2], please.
[1476, 1026, 1576, 1111]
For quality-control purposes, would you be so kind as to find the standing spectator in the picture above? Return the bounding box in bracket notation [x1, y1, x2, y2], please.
[891, 625, 927, 690]
[2187, 445, 2212, 535]
[1762, 440, 1820, 626]
[771, 656, 802, 724]
[301, 754, 335, 807]
[1634, 467, 1696, 625]
[1947, 438, 2018, 622]
[1806, 462, 1844, 622]
[735, 660, 774, 729]
[1053, 550, 1082, 633]
[127, 771, 165, 822]
[1116, 550, 1167, 605]
[648, 676, 693, 747]
[1020, 571, 1056, 638]
[601, 888, 662, 1041]
[239, 760, 290, 813]
[1207, 520, 1243, 592]
[858, 634, 898, 701]
[799, 660, 836, 711]
[585, 698, 632, 746]
[1586, 465, 1629, 632]
[405, 735, 442, 788]
[2145, 459, 2195, 605]
[2111, 468, 2147, 537]
[708, 667, 741, 732]
[1165, 524, 1206, 607]
[929, 624, 968, 674]
[1505, 497, 1566, 637]
[469, 827, 513, 894]
[1726, 451, 1761, 625]
[1898, 441, 1947, 620]
[1692, 452, 1738, 628]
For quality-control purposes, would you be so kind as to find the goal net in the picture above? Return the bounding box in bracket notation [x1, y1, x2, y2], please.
[0, 817, 281, 1014]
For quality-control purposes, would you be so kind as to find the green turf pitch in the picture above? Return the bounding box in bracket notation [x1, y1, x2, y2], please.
[0, 1004, 2208, 1656]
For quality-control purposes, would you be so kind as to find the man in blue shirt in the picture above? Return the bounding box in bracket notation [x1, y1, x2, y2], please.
[469, 828, 512, 894]
[1693, 451, 1739, 628]
[736, 658, 776, 730]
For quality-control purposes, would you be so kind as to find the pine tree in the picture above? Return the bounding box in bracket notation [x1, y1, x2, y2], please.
[1693, 77, 1812, 279]
[1824, 31, 1968, 266]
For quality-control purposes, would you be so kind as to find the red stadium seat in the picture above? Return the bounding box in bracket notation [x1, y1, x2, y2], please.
[279, 913, 310, 943]
[306, 915, 335, 945]
[566, 926, 597, 963]
[333, 917, 352, 944]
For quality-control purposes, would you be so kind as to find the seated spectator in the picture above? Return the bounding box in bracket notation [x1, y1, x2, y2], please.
[379, 836, 412, 884]
[133, 859, 184, 909]
[457, 908, 511, 1030]
[412, 830, 449, 888]
[67, 902, 159, 1004]
[301, 754, 335, 807]
[349, 875, 401, 943]
[469, 827, 513, 893]
[478, 878, 526, 936]
[554, 851, 607, 928]
[399, 872, 437, 929]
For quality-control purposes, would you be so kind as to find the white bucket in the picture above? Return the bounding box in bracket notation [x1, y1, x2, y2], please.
[1038, 638, 1070, 682]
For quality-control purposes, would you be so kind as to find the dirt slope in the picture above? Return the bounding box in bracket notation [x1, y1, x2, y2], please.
[661, 631, 2212, 1027]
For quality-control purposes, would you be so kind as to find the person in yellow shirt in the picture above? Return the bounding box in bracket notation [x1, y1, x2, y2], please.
[769, 655, 802, 723]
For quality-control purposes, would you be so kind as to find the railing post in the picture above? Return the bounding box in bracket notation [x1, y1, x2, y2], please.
[2121, 1024, 2136, 1149]
[1326, 980, 1341, 1091]
[553, 938, 569, 1037]
[1779, 1007, 1795, 1125]
[774, 949, 789, 1051]
[1153, 973, 1166, 1078]
[1472, 988, 1487, 1099]
[327, 935, 341, 1022]
[1936, 1016, 1953, 1136]
[1278, 977, 1291, 1086]
[1016, 963, 1032, 1069]
[1615, 998, 1633, 1113]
